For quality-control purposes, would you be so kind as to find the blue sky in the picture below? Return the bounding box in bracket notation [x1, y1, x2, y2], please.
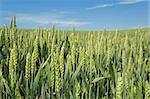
[0, 0, 149, 30]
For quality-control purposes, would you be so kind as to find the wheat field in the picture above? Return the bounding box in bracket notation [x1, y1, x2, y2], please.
[0, 16, 150, 99]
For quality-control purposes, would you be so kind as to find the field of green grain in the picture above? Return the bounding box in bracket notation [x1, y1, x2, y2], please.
[0, 17, 150, 99]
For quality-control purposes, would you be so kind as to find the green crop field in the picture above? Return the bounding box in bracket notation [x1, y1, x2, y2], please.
[0, 17, 150, 99]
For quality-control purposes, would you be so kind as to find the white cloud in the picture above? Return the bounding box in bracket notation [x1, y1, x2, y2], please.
[86, 4, 114, 10]
[52, 21, 91, 26]
[119, 0, 147, 4]
[86, 0, 147, 10]
[4, 12, 92, 26]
